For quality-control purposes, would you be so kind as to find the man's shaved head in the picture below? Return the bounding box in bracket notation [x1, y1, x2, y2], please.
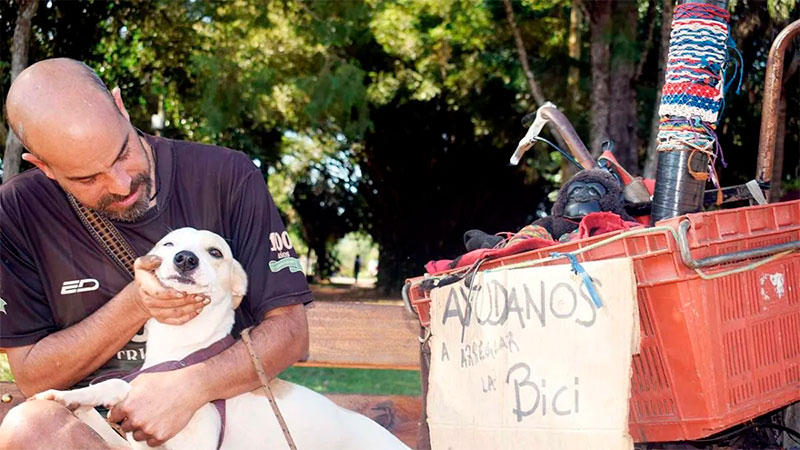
[5, 58, 155, 222]
[6, 58, 120, 159]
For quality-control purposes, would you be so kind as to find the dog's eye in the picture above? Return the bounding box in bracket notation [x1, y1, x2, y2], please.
[208, 248, 223, 259]
[163, 242, 174, 247]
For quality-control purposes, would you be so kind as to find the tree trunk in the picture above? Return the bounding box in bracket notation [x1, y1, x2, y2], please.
[607, 0, 640, 174]
[567, 2, 582, 104]
[644, 0, 674, 179]
[562, 0, 584, 180]
[588, 0, 612, 157]
[2, 0, 39, 184]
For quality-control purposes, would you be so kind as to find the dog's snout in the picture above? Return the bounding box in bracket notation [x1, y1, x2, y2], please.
[174, 250, 199, 273]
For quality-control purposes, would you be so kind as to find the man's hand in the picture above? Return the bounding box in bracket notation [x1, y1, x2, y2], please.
[107, 370, 205, 447]
[131, 255, 209, 325]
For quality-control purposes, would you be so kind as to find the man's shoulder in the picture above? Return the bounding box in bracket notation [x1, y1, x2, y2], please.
[1, 167, 52, 191]
[0, 168, 60, 211]
[166, 137, 256, 173]
[0, 169, 66, 240]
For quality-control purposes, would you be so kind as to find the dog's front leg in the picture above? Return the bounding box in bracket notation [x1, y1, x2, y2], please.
[30, 379, 131, 410]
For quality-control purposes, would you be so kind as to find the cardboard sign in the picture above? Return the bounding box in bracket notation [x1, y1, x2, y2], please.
[427, 258, 638, 450]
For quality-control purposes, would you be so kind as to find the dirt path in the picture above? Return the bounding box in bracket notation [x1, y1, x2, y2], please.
[310, 279, 401, 303]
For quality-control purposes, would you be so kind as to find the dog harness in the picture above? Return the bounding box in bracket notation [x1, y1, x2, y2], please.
[92, 335, 235, 449]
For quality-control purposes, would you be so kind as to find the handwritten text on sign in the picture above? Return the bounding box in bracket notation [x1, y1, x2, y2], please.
[426, 258, 638, 450]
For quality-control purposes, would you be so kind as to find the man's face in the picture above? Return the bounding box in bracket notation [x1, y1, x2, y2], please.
[43, 122, 154, 222]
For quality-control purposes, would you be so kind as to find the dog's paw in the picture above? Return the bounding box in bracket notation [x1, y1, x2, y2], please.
[29, 389, 83, 410]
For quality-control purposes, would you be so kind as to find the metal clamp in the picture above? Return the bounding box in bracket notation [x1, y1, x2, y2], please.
[401, 282, 417, 317]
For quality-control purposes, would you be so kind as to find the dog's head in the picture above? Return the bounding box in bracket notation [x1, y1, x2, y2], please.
[149, 228, 248, 308]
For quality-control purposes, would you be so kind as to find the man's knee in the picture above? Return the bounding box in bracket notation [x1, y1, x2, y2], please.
[0, 399, 91, 448]
[1, 400, 70, 444]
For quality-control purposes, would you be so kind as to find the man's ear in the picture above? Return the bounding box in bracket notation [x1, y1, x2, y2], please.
[230, 260, 248, 309]
[111, 87, 131, 121]
[22, 153, 55, 179]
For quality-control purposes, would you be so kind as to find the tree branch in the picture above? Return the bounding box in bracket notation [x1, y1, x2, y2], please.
[502, 0, 571, 160]
[502, 0, 545, 106]
[635, 0, 658, 81]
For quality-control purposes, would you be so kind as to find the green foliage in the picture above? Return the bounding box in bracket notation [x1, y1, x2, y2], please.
[3, 0, 798, 289]
[302, 62, 371, 140]
[729, 0, 797, 20]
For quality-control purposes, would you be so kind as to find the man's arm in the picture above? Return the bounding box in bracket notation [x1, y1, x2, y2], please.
[108, 303, 309, 447]
[6, 283, 146, 395]
[6, 257, 209, 396]
[197, 303, 310, 393]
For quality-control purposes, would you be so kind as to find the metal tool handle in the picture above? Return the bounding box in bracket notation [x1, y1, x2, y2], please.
[676, 220, 800, 269]
[510, 102, 553, 165]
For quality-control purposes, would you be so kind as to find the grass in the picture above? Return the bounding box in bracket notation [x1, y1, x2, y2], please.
[0, 353, 420, 396]
[280, 366, 421, 396]
[0, 354, 11, 382]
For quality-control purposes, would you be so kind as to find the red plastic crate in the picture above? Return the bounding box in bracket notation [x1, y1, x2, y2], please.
[406, 199, 800, 442]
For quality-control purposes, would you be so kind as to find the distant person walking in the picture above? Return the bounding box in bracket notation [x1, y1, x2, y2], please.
[353, 255, 362, 284]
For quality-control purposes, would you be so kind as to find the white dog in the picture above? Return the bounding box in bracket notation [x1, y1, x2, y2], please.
[31, 228, 410, 450]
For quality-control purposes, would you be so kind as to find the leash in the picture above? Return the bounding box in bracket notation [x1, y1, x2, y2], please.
[95, 336, 235, 449]
[241, 327, 298, 450]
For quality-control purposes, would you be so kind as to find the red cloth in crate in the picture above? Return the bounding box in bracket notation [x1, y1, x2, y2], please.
[576, 211, 641, 239]
[425, 212, 641, 274]
[424, 235, 557, 274]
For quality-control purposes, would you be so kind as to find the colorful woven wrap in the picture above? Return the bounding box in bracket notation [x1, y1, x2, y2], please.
[658, 4, 730, 125]
[656, 116, 714, 152]
[655, 3, 732, 197]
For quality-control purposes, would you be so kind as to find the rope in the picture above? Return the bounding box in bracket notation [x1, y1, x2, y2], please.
[410, 226, 798, 295]
[478, 226, 796, 279]
[694, 250, 796, 280]
[240, 328, 297, 450]
[481, 226, 679, 273]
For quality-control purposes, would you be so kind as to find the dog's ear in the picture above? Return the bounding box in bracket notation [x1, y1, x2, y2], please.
[230, 260, 248, 309]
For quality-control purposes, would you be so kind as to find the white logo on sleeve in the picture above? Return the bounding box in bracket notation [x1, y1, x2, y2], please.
[269, 231, 294, 259]
[61, 279, 100, 295]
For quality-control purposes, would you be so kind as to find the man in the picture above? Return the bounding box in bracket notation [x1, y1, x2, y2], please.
[0, 58, 312, 448]
[353, 255, 361, 284]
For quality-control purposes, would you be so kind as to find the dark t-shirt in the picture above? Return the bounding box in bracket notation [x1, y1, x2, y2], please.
[0, 134, 312, 387]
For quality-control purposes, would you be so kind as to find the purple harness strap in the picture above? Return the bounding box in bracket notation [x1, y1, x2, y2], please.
[92, 335, 236, 449]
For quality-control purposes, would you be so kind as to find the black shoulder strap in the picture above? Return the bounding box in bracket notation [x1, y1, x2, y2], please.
[66, 193, 138, 280]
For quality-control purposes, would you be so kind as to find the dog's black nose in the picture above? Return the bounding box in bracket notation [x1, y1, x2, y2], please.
[173, 251, 199, 273]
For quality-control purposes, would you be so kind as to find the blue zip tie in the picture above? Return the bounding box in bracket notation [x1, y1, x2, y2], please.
[550, 252, 603, 309]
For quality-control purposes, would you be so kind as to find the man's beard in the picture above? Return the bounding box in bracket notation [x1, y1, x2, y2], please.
[95, 172, 153, 222]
